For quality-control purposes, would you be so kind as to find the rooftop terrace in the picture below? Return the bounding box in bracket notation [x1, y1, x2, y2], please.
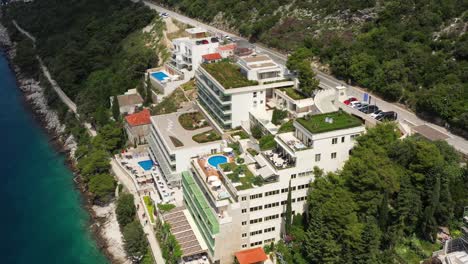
[296, 111, 362, 134]
[201, 61, 258, 89]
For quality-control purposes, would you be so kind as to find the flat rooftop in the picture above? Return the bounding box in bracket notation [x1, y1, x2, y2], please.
[412, 125, 449, 141]
[201, 61, 258, 89]
[296, 111, 363, 134]
[151, 111, 221, 151]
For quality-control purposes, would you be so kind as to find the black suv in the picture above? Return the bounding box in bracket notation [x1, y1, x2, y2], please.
[360, 105, 379, 114]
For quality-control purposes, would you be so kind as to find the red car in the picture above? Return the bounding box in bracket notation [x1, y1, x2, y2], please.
[343, 97, 358, 105]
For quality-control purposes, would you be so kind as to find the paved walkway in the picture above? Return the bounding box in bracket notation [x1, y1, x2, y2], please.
[111, 159, 166, 264]
[141, 1, 468, 156]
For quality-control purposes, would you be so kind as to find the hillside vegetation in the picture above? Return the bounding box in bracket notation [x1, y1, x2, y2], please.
[155, 0, 468, 137]
[276, 124, 468, 263]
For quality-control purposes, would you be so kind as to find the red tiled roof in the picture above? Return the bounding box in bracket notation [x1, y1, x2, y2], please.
[202, 53, 222, 61]
[235, 247, 268, 264]
[218, 43, 236, 51]
[125, 109, 151, 126]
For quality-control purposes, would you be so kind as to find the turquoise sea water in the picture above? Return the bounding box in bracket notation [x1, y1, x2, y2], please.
[0, 52, 108, 264]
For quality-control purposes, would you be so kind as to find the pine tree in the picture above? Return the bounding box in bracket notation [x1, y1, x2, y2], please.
[285, 180, 292, 235]
[144, 76, 153, 106]
[111, 95, 120, 121]
[378, 191, 389, 231]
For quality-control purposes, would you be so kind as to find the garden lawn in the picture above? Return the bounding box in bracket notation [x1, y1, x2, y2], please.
[192, 129, 221, 143]
[202, 61, 258, 89]
[143, 196, 155, 223]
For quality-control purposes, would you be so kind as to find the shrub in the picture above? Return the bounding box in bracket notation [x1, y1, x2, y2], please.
[272, 108, 288, 125]
[157, 203, 176, 213]
[251, 124, 263, 139]
[228, 142, 241, 155]
[278, 120, 294, 133]
[236, 157, 245, 164]
[259, 135, 276, 150]
[247, 148, 258, 156]
[192, 129, 221, 143]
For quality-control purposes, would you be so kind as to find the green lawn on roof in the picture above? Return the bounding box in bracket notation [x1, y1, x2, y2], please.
[202, 61, 258, 89]
[280, 87, 308, 100]
[296, 111, 362, 133]
[221, 163, 263, 190]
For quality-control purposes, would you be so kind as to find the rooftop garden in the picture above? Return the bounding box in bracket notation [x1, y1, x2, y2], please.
[202, 61, 258, 89]
[231, 130, 249, 140]
[192, 129, 221, 143]
[259, 134, 276, 150]
[280, 87, 308, 100]
[296, 111, 362, 134]
[151, 88, 187, 115]
[220, 163, 264, 190]
[278, 120, 294, 133]
[178, 112, 208, 130]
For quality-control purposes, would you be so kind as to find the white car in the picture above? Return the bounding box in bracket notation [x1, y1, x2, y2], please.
[350, 101, 362, 108]
[370, 110, 383, 118]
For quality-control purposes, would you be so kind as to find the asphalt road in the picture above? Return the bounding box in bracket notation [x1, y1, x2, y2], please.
[143, 1, 468, 156]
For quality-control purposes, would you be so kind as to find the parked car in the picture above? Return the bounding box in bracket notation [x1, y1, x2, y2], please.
[350, 101, 362, 108]
[343, 97, 358, 105]
[361, 105, 379, 114]
[356, 103, 369, 110]
[370, 110, 383, 118]
[160, 12, 169, 18]
[376, 111, 398, 121]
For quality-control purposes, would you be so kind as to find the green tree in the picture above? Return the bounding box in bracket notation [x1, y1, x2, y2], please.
[285, 180, 293, 235]
[123, 220, 148, 261]
[112, 95, 120, 121]
[116, 193, 136, 228]
[251, 124, 263, 139]
[88, 173, 116, 203]
[144, 76, 153, 106]
[93, 123, 124, 153]
[77, 149, 110, 177]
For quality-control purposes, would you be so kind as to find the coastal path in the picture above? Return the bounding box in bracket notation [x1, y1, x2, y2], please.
[142, 1, 468, 156]
[12, 20, 97, 137]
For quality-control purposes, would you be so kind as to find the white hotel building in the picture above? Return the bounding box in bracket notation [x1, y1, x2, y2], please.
[182, 111, 365, 263]
[196, 54, 295, 130]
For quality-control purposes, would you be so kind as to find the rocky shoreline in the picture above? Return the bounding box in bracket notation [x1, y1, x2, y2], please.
[0, 22, 127, 264]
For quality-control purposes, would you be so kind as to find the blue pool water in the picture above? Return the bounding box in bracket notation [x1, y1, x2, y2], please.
[151, 71, 169, 81]
[208, 155, 228, 168]
[138, 160, 154, 171]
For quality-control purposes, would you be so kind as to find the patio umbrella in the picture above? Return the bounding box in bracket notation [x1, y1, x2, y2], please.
[211, 180, 222, 187]
[223, 147, 233, 153]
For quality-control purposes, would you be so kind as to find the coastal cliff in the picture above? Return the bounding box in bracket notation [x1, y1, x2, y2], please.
[0, 21, 128, 264]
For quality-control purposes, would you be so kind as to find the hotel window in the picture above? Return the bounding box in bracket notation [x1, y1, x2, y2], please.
[331, 152, 337, 159]
[242, 244, 247, 248]
[332, 138, 338, 144]
[341, 136, 345, 143]
[264, 238, 275, 244]
[242, 209, 247, 214]
[251, 241, 262, 247]
[281, 188, 288, 193]
[242, 233, 247, 238]
[265, 214, 279, 221]
[264, 227, 276, 233]
[242, 221, 247, 226]
[250, 194, 263, 199]
[250, 230, 263, 236]
[265, 190, 280, 196]
[250, 205, 263, 212]
[265, 202, 280, 209]
[291, 174, 297, 179]
[241, 196, 247, 201]
[250, 218, 263, 224]
[315, 154, 321, 162]
[260, 100, 264, 104]
[253, 92, 257, 98]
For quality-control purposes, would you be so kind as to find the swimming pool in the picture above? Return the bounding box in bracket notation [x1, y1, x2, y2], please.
[138, 160, 154, 171]
[208, 155, 228, 168]
[151, 71, 169, 81]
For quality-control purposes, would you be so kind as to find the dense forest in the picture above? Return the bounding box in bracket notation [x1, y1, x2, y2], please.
[273, 124, 468, 263]
[154, 0, 468, 138]
[1, 1, 162, 261]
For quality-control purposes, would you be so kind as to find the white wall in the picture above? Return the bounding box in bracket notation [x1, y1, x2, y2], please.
[230, 90, 267, 128]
